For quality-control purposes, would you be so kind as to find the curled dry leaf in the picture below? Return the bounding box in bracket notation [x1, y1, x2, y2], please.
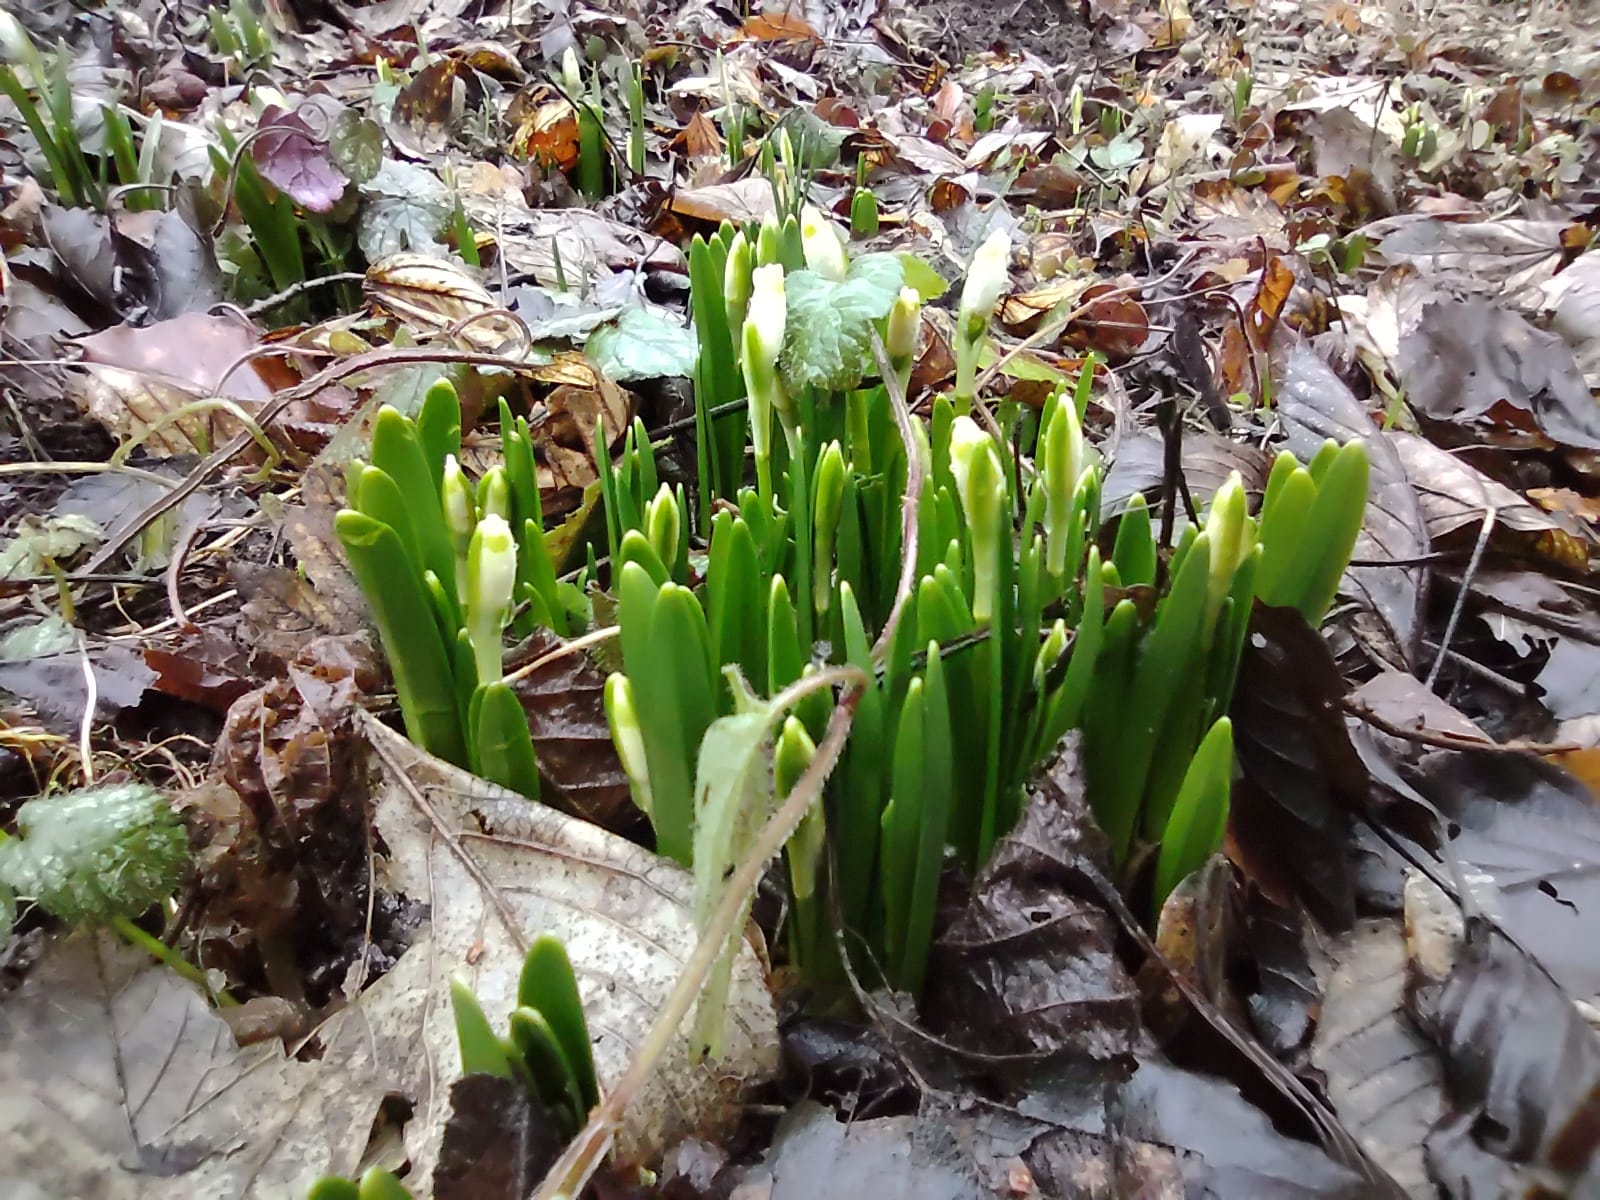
[364, 252, 526, 355]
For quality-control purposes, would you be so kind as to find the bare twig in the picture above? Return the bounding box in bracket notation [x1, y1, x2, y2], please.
[80, 345, 552, 574]
[1425, 505, 1494, 691]
[1343, 698, 1579, 756]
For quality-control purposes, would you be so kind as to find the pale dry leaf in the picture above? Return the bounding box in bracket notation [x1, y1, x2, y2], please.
[310, 714, 780, 1194]
[457, 194, 684, 287]
[1310, 919, 1446, 1196]
[0, 931, 344, 1199]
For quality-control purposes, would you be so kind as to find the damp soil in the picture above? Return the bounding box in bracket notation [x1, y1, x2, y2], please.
[919, 0, 1093, 68]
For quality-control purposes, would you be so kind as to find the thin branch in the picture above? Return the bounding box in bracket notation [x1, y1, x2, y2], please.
[80, 345, 555, 574]
[1342, 698, 1580, 756]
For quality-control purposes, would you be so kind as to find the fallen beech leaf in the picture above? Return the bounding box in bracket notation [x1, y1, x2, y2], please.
[1311, 920, 1446, 1193]
[667, 177, 777, 226]
[1064, 283, 1149, 361]
[733, 12, 819, 42]
[676, 111, 725, 161]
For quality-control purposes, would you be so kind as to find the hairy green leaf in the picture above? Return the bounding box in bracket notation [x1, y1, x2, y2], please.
[780, 254, 904, 392]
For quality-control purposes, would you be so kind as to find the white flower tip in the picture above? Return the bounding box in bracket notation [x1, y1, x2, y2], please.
[746, 263, 788, 359]
[961, 227, 1013, 322]
[800, 205, 848, 280]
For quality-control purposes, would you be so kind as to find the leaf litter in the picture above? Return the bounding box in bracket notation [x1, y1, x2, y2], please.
[4, 0, 1600, 1196]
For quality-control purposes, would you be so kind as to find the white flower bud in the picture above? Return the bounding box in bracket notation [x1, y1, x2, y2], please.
[800, 204, 848, 281]
[958, 227, 1012, 337]
[466, 514, 518, 684]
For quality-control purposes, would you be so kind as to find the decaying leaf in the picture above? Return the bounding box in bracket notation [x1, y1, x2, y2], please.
[317, 714, 780, 1191]
[1311, 920, 1446, 1195]
[926, 738, 1142, 1064]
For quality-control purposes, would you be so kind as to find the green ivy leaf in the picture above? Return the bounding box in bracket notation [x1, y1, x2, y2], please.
[780, 253, 905, 393]
[897, 252, 949, 301]
[587, 307, 699, 382]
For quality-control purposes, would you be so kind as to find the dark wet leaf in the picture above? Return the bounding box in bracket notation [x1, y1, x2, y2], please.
[1310, 919, 1445, 1195]
[1397, 298, 1600, 450]
[1410, 920, 1600, 1189]
[41, 204, 125, 315]
[1410, 749, 1600, 998]
[925, 736, 1142, 1065]
[1276, 343, 1428, 666]
[739, 1101, 977, 1198]
[252, 106, 349, 214]
[0, 615, 155, 725]
[1241, 894, 1319, 1059]
[136, 207, 225, 318]
[780, 1017, 917, 1115]
[1113, 1060, 1369, 1198]
[434, 1074, 563, 1200]
[1468, 568, 1600, 646]
[1230, 605, 1363, 930]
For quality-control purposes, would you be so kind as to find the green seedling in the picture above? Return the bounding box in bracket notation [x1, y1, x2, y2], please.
[311, 937, 594, 1200]
[562, 48, 606, 199]
[0, 21, 122, 210]
[336, 381, 569, 799]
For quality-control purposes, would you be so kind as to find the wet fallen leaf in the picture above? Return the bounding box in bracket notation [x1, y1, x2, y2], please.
[1410, 919, 1600, 1190]
[1397, 298, 1600, 450]
[252, 105, 349, 214]
[926, 738, 1142, 1065]
[1311, 919, 1446, 1195]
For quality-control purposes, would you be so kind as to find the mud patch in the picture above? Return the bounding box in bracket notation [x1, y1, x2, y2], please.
[913, 0, 1092, 68]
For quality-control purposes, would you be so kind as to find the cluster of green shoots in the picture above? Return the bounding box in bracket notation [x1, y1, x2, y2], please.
[335, 387, 586, 801]
[335, 195, 1369, 1008]
[308, 934, 597, 1200]
[0, 14, 166, 212]
[207, 0, 274, 76]
[557, 45, 646, 198]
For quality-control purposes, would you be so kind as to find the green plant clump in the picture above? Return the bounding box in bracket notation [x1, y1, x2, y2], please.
[307, 934, 597, 1200]
[339, 185, 1369, 1012]
[334, 382, 589, 800]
